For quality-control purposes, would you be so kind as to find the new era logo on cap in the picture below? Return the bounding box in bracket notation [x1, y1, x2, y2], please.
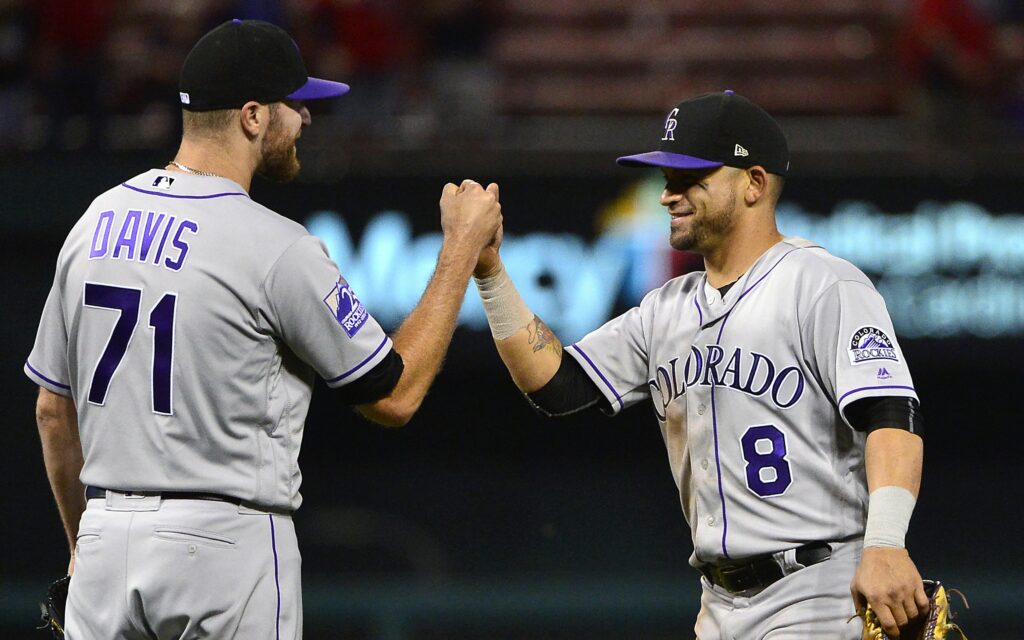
[734, 144, 749, 157]
[179, 92, 190, 105]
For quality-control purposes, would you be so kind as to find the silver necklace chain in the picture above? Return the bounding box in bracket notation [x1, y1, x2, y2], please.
[168, 161, 222, 178]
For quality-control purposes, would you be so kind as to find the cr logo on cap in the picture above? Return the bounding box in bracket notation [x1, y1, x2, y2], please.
[661, 108, 679, 141]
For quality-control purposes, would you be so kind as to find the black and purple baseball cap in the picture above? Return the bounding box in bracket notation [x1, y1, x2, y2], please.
[617, 91, 789, 177]
[179, 19, 349, 112]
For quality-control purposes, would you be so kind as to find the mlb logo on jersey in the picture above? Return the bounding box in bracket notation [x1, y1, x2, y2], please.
[152, 176, 175, 190]
[323, 277, 368, 338]
[848, 326, 898, 365]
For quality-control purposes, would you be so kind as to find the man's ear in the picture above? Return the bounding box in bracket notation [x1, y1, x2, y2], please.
[744, 166, 769, 206]
[239, 101, 266, 138]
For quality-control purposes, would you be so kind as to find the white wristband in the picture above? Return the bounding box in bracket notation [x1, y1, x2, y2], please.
[474, 268, 534, 340]
[863, 486, 916, 548]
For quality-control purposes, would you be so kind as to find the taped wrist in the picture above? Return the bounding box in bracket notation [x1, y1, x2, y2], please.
[863, 486, 916, 548]
[474, 267, 534, 340]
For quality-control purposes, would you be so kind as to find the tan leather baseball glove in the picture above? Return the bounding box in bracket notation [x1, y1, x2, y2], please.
[861, 579, 969, 640]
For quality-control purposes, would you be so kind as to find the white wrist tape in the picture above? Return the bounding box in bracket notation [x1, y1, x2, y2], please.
[474, 268, 534, 340]
[863, 486, 916, 548]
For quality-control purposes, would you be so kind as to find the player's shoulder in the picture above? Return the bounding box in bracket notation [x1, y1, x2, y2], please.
[778, 236, 874, 289]
[220, 191, 309, 239]
[655, 270, 705, 297]
[638, 270, 704, 311]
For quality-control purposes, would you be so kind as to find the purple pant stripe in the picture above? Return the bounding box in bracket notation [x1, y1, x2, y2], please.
[269, 515, 281, 640]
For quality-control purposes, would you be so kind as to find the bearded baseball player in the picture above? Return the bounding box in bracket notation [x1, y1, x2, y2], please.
[473, 91, 928, 639]
[26, 19, 500, 639]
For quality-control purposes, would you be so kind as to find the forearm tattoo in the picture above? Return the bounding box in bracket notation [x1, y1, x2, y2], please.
[526, 315, 562, 356]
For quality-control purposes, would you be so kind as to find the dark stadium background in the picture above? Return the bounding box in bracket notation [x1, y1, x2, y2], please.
[3, 1, 1023, 638]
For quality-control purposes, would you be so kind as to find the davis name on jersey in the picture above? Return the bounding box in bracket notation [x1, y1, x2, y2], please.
[88, 208, 199, 271]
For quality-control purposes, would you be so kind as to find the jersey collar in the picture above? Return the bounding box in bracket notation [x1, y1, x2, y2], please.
[120, 169, 251, 200]
[694, 236, 820, 328]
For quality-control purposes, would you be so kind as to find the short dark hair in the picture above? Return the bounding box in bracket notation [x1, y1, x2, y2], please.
[768, 175, 786, 206]
[181, 108, 236, 138]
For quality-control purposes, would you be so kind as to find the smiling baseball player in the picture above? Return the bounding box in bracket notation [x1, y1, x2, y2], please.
[472, 92, 928, 638]
[26, 19, 501, 639]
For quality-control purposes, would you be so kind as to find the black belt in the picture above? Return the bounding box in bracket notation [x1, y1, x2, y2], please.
[86, 485, 242, 505]
[700, 542, 832, 595]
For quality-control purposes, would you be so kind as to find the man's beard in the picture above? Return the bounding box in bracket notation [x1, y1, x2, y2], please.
[256, 106, 300, 183]
[670, 191, 736, 252]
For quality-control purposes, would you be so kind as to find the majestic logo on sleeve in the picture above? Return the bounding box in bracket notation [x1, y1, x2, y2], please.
[324, 278, 368, 338]
[849, 326, 898, 364]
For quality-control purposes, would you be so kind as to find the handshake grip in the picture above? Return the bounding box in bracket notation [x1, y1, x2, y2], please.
[440, 180, 502, 253]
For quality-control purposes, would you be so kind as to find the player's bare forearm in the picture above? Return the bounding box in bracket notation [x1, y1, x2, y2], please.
[864, 428, 923, 496]
[358, 242, 479, 426]
[473, 250, 565, 392]
[852, 428, 928, 636]
[469, 185, 562, 392]
[36, 388, 86, 554]
[494, 314, 564, 392]
[358, 181, 500, 426]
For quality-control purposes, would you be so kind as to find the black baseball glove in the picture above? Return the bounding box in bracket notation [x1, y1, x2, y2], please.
[37, 575, 70, 638]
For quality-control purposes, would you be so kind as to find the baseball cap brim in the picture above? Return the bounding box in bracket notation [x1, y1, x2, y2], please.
[616, 151, 724, 170]
[287, 76, 350, 101]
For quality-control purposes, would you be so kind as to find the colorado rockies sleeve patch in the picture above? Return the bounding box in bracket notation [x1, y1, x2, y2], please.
[324, 277, 368, 338]
[848, 326, 898, 365]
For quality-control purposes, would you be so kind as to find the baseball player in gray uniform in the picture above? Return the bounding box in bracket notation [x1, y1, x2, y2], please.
[26, 19, 501, 639]
[472, 92, 928, 638]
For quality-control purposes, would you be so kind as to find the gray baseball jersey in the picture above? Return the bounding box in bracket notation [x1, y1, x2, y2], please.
[25, 169, 392, 512]
[567, 237, 917, 565]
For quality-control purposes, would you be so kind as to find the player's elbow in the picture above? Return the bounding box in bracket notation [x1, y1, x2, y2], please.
[373, 405, 414, 428]
[36, 388, 70, 431]
[36, 401, 59, 433]
[35, 388, 79, 448]
[356, 395, 421, 428]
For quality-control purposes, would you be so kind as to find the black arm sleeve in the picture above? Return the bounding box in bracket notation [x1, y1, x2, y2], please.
[336, 349, 404, 406]
[523, 352, 612, 417]
[844, 396, 923, 437]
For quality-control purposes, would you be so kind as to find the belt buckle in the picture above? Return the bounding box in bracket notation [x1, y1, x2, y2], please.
[105, 490, 162, 511]
[712, 557, 784, 595]
[705, 543, 833, 596]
